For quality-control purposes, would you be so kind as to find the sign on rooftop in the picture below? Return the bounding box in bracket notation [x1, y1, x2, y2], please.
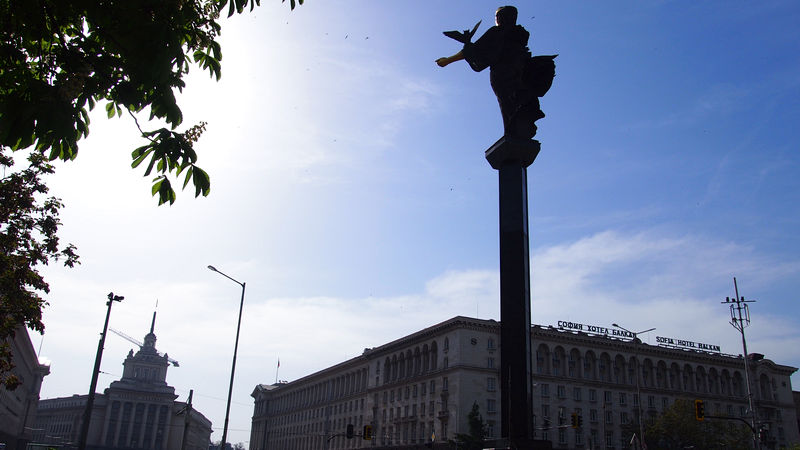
[555, 320, 721, 354]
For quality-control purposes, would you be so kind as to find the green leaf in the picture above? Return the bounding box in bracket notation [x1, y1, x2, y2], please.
[191, 166, 211, 197]
[182, 166, 193, 189]
[105, 102, 116, 118]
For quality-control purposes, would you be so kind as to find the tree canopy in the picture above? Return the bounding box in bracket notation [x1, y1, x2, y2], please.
[643, 398, 752, 449]
[0, 0, 303, 387]
[453, 402, 487, 450]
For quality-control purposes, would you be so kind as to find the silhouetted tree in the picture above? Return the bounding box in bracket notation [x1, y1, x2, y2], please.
[644, 398, 751, 449]
[453, 402, 487, 450]
[0, 0, 304, 386]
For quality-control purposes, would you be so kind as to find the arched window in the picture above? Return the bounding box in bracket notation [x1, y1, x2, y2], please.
[431, 341, 438, 370]
[583, 350, 596, 380]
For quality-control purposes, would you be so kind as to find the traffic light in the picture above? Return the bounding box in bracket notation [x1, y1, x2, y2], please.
[577, 415, 583, 428]
[362, 425, 372, 440]
[346, 423, 354, 439]
[694, 399, 705, 421]
[570, 412, 578, 428]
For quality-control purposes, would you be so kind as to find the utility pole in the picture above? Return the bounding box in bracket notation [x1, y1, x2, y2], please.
[78, 292, 123, 450]
[722, 277, 759, 450]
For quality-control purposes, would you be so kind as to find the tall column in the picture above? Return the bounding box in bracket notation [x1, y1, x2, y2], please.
[486, 137, 540, 448]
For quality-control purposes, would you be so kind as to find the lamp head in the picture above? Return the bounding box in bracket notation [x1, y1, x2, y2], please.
[207, 265, 218, 272]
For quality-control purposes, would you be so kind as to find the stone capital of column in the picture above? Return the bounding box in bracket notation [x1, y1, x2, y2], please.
[485, 137, 541, 170]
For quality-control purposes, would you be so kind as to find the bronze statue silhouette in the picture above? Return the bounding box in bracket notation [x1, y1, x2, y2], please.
[437, 6, 556, 140]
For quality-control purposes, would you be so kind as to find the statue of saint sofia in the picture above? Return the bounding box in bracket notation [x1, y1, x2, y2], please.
[437, 6, 555, 140]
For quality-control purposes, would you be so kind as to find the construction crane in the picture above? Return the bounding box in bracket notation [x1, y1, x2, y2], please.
[109, 328, 180, 367]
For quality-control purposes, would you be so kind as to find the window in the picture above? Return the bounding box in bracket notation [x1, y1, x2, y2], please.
[620, 411, 629, 424]
[619, 393, 626, 405]
[487, 377, 496, 392]
[573, 387, 582, 401]
[604, 391, 612, 404]
[443, 357, 449, 369]
[558, 407, 566, 425]
[558, 428, 567, 444]
[542, 404, 550, 418]
[575, 429, 583, 445]
[442, 377, 449, 391]
[648, 395, 655, 408]
[390, 390, 394, 402]
[633, 393, 639, 406]
[430, 380, 435, 394]
[590, 409, 598, 423]
[421, 402, 425, 416]
[589, 389, 596, 402]
[421, 383, 427, 396]
[487, 338, 496, 350]
[605, 411, 613, 424]
[488, 357, 495, 369]
[405, 387, 410, 399]
[662, 397, 668, 409]
[540, 383, 550, 397]
[487, 421, 495, 438]
[487, 399, 497, 413]
[444, 337, 449, 351]
[413, 385, 418, 398]
[557, 385, 566, 398]
[430, 401, 435, 416]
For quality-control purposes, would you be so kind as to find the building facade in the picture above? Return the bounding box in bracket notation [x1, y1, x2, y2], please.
[32, 314, 212, 450]
[250, 316, 799, 450]
[0, 327, 50, 450]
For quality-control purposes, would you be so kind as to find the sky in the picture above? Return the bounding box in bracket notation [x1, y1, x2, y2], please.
[20, 0, 800, 446]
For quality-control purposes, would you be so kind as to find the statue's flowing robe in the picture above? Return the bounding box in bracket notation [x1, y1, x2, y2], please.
[462, 24, 543, 138]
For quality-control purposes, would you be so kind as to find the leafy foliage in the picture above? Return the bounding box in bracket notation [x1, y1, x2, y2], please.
[453, 403, 487, 450]
[644, 398, 752, 449]
[0, 0, 304, 384]
[0, 0, 302, 204]
[1, 150, 79, 389]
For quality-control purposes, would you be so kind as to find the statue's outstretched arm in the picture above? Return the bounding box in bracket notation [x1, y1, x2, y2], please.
[436, 51, 465, 68]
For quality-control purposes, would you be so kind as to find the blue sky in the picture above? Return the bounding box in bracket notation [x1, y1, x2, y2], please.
[28, 1, 800, 445]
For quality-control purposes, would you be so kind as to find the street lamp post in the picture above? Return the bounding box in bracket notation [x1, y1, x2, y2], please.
[208, 265, 246, 450]
[612, 323, 655, 450]
[78, 292, 124, 450]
